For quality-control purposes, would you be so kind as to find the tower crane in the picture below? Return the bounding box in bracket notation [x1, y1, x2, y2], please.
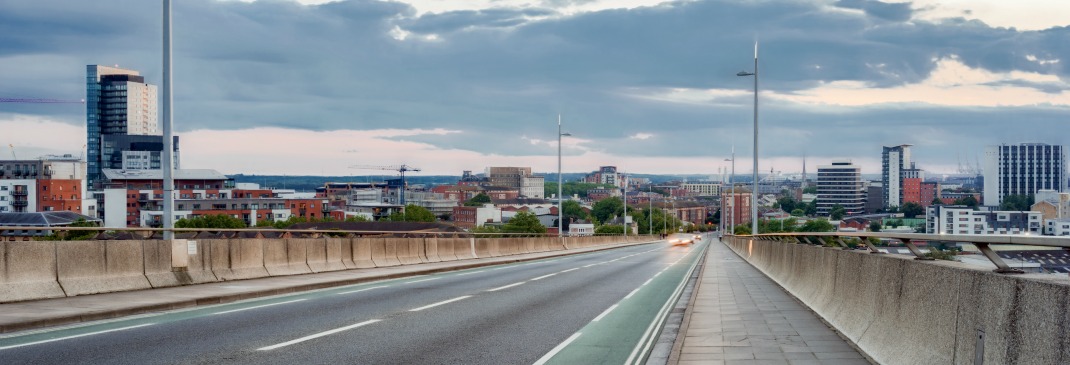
[8, 144, 15, 160]
[349, 164, 422, 207]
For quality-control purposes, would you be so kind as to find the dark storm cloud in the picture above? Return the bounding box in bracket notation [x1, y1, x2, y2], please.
[834, 0, 914, 22]
[0, 0, 1066, 166]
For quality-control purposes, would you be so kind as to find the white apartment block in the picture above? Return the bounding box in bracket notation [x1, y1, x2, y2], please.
[926, 205, 1042, 235]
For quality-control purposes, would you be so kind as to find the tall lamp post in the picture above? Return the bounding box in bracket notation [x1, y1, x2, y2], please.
[622, 175, 627, 238]
[162, 0, 175, 240]
[648, 184, 652, 236]
[724, 153, 735, 235]
[737, 42, 759, 236]
[557, 115, 571, 237]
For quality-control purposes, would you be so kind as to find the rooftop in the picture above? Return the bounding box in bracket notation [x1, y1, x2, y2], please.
[103, 169, 229, 181]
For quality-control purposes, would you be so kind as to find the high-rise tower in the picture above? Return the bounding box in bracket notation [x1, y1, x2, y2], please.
[86, 65, 159, 188]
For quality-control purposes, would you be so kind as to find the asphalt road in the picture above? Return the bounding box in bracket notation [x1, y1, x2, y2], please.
[0, 236, 709, 365]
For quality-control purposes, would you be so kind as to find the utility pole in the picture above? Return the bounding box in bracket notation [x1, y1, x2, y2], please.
[162, 0, 175, 240]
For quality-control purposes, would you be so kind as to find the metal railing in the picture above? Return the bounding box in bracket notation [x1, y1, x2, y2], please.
[0, 226, 659, 240]
[728, 232, 1070, 274]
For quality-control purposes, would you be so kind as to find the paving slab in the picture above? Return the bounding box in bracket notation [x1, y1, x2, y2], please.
[672, 238, 873, 365]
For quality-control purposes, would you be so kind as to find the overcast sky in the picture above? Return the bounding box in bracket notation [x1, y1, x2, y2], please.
[0, 0, 1067, 177]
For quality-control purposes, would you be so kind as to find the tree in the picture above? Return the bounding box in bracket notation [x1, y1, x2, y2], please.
[385, 205, 436, 222]
[175, 214, 247, 229]
[733, 224, 751, 235]
[798, 219, 835, 232]
[545, 182, 617, 199]
[999, 194, 1033, 211]
[931, 197, 944, 206]
[561, 200, 588, 222]
[463, 193, 492, 206]
[953, 195, 979, 208]
[595, 224, 624, 235]
[803, 186, 818, 194]
[790, 209, 805, 217]
[502, 211, 547, 234]
[345, 215, 370, 222]
[869, 221, 882, 232]
[591, 197, 623, 224]
[777, 197, 798, 213]
[38, 218, 99, 241]
[829, 204, 846, 220]
[901, 202, 924, 218]
[804, 200, 817, 216]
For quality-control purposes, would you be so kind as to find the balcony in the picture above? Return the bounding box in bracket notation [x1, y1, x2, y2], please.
[13, 190, 27, 197]
[12, 200, 28, 208]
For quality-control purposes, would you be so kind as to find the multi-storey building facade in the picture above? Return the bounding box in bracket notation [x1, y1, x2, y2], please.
[485, 167, 544, 198]
[0, 156, 89, 215]
[0, 181, 35, 213]
[817, 161, 865, 217]
[926, 205, 1042, 235]
[882, 145, 911, 208]
[681, 183, 722, 197]
[86, 65, 160, 189]
[983, 143, 1067, 207]
[584, 166, 624, 187]
[720, 188, 753, 227]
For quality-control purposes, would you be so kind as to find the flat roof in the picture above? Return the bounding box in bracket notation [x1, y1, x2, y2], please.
[103, 169, 229, 181]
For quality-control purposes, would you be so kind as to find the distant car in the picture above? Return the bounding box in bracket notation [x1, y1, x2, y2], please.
[667, 233, 694, 246]
[693, 234, 702, 241]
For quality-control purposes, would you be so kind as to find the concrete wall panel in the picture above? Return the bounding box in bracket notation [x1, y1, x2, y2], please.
[436, 238, 457, 262]
[351, 238, 377, 268]
[57, 241, 150, 296]
[370, 238, 401, 267]
[423, 237, 442, 263]
[211, 239, 268, 281]
[0, 241, 65, 303]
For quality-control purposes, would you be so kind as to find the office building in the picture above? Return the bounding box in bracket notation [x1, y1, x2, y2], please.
[86, 65, 159, 189]
[485, 167, 544, 198]
[882, 145, 913, 208]
[817, 161, 865, 217]
[984, 143, 1067, 207]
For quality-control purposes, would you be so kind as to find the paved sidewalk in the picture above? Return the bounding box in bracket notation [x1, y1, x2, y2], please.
[673, 239, 871, 365]
[0, 240, 654, 334]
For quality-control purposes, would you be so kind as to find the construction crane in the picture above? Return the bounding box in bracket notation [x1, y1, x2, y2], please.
[349, 164, 422, 207]
[8, 144, 15, 159]
[0, 98, 85, 104]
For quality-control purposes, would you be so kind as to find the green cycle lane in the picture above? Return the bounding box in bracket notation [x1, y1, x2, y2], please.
[537, 239, 709, 365]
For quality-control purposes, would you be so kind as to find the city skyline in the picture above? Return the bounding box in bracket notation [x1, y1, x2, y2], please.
[0, 0, 1067, 175]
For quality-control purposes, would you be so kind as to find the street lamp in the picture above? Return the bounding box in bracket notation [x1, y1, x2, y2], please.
[737, 42, 759, 236]
[162, 0, 175, 240]
[724, 152, 735, 235]
[648, 184, 652, 236]
[558, 115, 571, 238]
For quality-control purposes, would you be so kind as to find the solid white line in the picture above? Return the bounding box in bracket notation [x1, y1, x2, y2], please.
[213, 299, 307, 315]
[624, 288, 641, 299]
[532, 332, 582, 365]
[531, 273, 557, 281]
[487, 282, 526, 292]
[409, 295, 472, 312]
[257, 320, 380, 351]
[0, 323, 155, 350]
[336, 285, 389, 295]
[402, 276, 440, 282]
[558, 268, 579, 274]
[456, 270, 487, 276]
[592, 304, 619, 322]
[582, 264, 597, 268]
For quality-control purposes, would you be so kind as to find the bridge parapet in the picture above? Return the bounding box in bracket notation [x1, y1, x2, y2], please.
[722, 234, 1070, 365]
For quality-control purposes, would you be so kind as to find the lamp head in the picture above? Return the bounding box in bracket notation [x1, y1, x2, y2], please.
[737, 71, 755, 76]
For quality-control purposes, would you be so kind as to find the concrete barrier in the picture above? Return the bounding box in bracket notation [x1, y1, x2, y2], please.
[723, 237, 1070, 365]
[423, 237, 441, 263]
[331, 237, 357, 269]
[211, 238, 269, 281]
[143, 239, 218, 288]
[474, 239, 492, 258]
[304, 238, 347, 273]
[57, 240, 152, 296]
[436, 238, 457, 262]
[370, 238, 401, 267]
[0, 241, 65, 303]
[454, 237, 477, 260]
[351, 238, 377, 268]
[394, 238, 424, 265]
[262, 239, 312, 276]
